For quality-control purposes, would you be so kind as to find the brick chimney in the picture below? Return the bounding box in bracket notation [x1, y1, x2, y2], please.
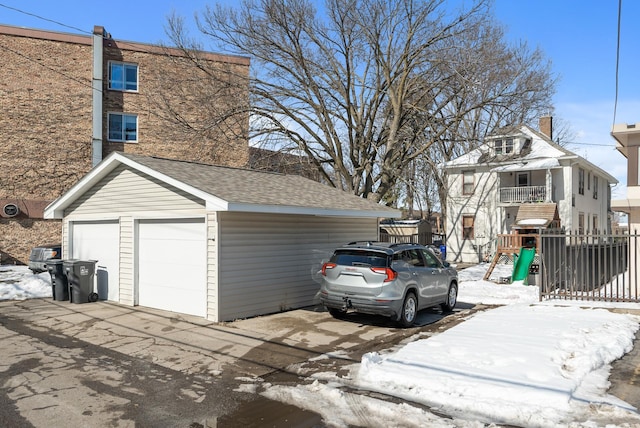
[539, 116, 553, 140]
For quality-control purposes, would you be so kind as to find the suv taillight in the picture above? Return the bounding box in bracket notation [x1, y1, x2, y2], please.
[371, 267, 397, 282]
[321, 262, 337, 276]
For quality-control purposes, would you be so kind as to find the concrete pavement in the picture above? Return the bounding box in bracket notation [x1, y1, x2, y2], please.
[1, 298, 639, 426]
[0, 298, 474, 426]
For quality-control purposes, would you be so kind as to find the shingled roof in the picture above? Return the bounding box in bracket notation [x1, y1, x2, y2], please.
[45, 152, 400, 219]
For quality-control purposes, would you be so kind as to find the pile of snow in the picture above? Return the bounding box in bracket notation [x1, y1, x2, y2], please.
[0, 266, 52, 300]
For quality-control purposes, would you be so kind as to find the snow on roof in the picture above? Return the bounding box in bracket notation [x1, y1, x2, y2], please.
[491, 158, 560, 172]
[517, 218, 549, 226]
[445, 125, 567, 168]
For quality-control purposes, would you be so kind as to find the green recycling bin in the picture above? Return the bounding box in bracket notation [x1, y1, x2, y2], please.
[63, 260, 99, 304]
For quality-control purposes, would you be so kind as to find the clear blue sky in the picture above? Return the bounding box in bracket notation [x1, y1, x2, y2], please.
[0, 0, 635, 196]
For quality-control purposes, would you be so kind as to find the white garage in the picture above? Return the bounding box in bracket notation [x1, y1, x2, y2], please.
[45, 152, 400, 321]
[69, 220, 119, 302]
[137, 218, 207, 317]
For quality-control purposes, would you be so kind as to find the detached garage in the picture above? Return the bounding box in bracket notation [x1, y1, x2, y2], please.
[45, 152, 400, 321]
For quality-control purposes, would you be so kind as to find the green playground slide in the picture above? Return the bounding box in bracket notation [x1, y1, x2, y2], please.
[511, 247, 536, 284]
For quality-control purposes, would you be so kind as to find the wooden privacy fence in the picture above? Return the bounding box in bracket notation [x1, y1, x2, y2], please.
[539, 229, 638, 303]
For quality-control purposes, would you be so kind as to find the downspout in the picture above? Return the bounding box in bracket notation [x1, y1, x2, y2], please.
[92, 26, 105, 167]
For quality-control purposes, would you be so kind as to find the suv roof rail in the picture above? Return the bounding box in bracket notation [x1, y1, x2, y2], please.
[388, 242, 420, 247]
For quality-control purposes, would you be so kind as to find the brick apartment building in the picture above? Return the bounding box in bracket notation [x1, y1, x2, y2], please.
[0, 24, 250, 263]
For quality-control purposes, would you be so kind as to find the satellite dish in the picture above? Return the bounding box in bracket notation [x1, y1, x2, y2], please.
[3, 204, 19, 217]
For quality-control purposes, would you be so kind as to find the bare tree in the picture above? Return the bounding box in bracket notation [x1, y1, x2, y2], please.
[165, 0, 498, 202]
[398, 20, 557, 222]
[164, 0, 556, 210]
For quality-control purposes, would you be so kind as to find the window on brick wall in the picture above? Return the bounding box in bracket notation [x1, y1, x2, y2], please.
[109, 62, 138, 91]
[108, 113, 138, 142]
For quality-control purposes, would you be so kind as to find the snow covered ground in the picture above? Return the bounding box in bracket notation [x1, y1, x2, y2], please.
[1, 263, 640, 427]
[263, 263, 640, 428]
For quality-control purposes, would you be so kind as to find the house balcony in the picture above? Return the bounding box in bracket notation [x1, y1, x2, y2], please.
[499, 185, 547, 204]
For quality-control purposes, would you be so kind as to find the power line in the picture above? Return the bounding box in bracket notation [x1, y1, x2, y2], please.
[0, 2, 171, 53]
[565, 142, 618, 148]
[0, 2, 91, 35]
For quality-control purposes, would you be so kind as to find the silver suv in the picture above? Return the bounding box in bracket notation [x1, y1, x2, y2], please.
[319, 242, 458, 327]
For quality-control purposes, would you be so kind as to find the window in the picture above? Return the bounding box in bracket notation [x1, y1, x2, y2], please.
[109, 62, 138, 91]
[587, 172, 591, 190]
[578, 168, 584, 195]
[421, 249, 441, 268]
[517, 172, 529, 187]
[108, 113, 138, 142]
[578, 212, 584, 234]
[522, 138, 532, 151]
[592, 215, 598, 233]
[593, 176, 598, 199]
[494, 139, 503, 154]
[462, 216, 475, 239]
[400, 250, 425, 267]
[463, 170, 474, 195]
[505, 138, 514, 154]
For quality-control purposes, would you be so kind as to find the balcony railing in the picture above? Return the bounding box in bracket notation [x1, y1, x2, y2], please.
[500, 186, 546, 203]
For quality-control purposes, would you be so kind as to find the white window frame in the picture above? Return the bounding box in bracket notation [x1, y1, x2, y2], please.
[462, 170, 475, 195]
[494, 139, 503, 155]
[578, 168, 585, 195]
[108, 113, 138, 143]
[578, 212, 585, 234]
[516, 172, 530, 187]
[108, 61, 139, 92]
[505, 138, 514, 154]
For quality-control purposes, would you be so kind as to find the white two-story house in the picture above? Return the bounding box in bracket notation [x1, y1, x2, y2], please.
[444, 117, 617, 264]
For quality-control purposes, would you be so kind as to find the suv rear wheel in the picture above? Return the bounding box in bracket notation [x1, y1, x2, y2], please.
[399, 292, 417, 327]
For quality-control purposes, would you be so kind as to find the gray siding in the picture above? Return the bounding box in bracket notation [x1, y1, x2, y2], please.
[65, 165, 205, 217]
[217, 212, 377, 321]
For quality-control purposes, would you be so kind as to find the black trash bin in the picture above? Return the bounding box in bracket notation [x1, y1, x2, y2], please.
[63, 260, 99, 304]
[46, 259, 68, 301]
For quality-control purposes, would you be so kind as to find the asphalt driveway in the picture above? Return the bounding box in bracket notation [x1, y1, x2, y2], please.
[0, 298, 480, 427]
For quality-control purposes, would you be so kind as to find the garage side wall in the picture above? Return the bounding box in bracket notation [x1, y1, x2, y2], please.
[216, 212, 377, 321]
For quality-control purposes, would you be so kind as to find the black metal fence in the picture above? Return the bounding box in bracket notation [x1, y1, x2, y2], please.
[539, 229, 639, 303]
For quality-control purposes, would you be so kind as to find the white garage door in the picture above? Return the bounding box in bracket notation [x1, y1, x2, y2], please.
[137, 218, 207, 317]
[70, 221, 120, 302]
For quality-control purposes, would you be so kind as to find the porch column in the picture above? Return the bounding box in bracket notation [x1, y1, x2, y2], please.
[545, 169, 552, 202]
